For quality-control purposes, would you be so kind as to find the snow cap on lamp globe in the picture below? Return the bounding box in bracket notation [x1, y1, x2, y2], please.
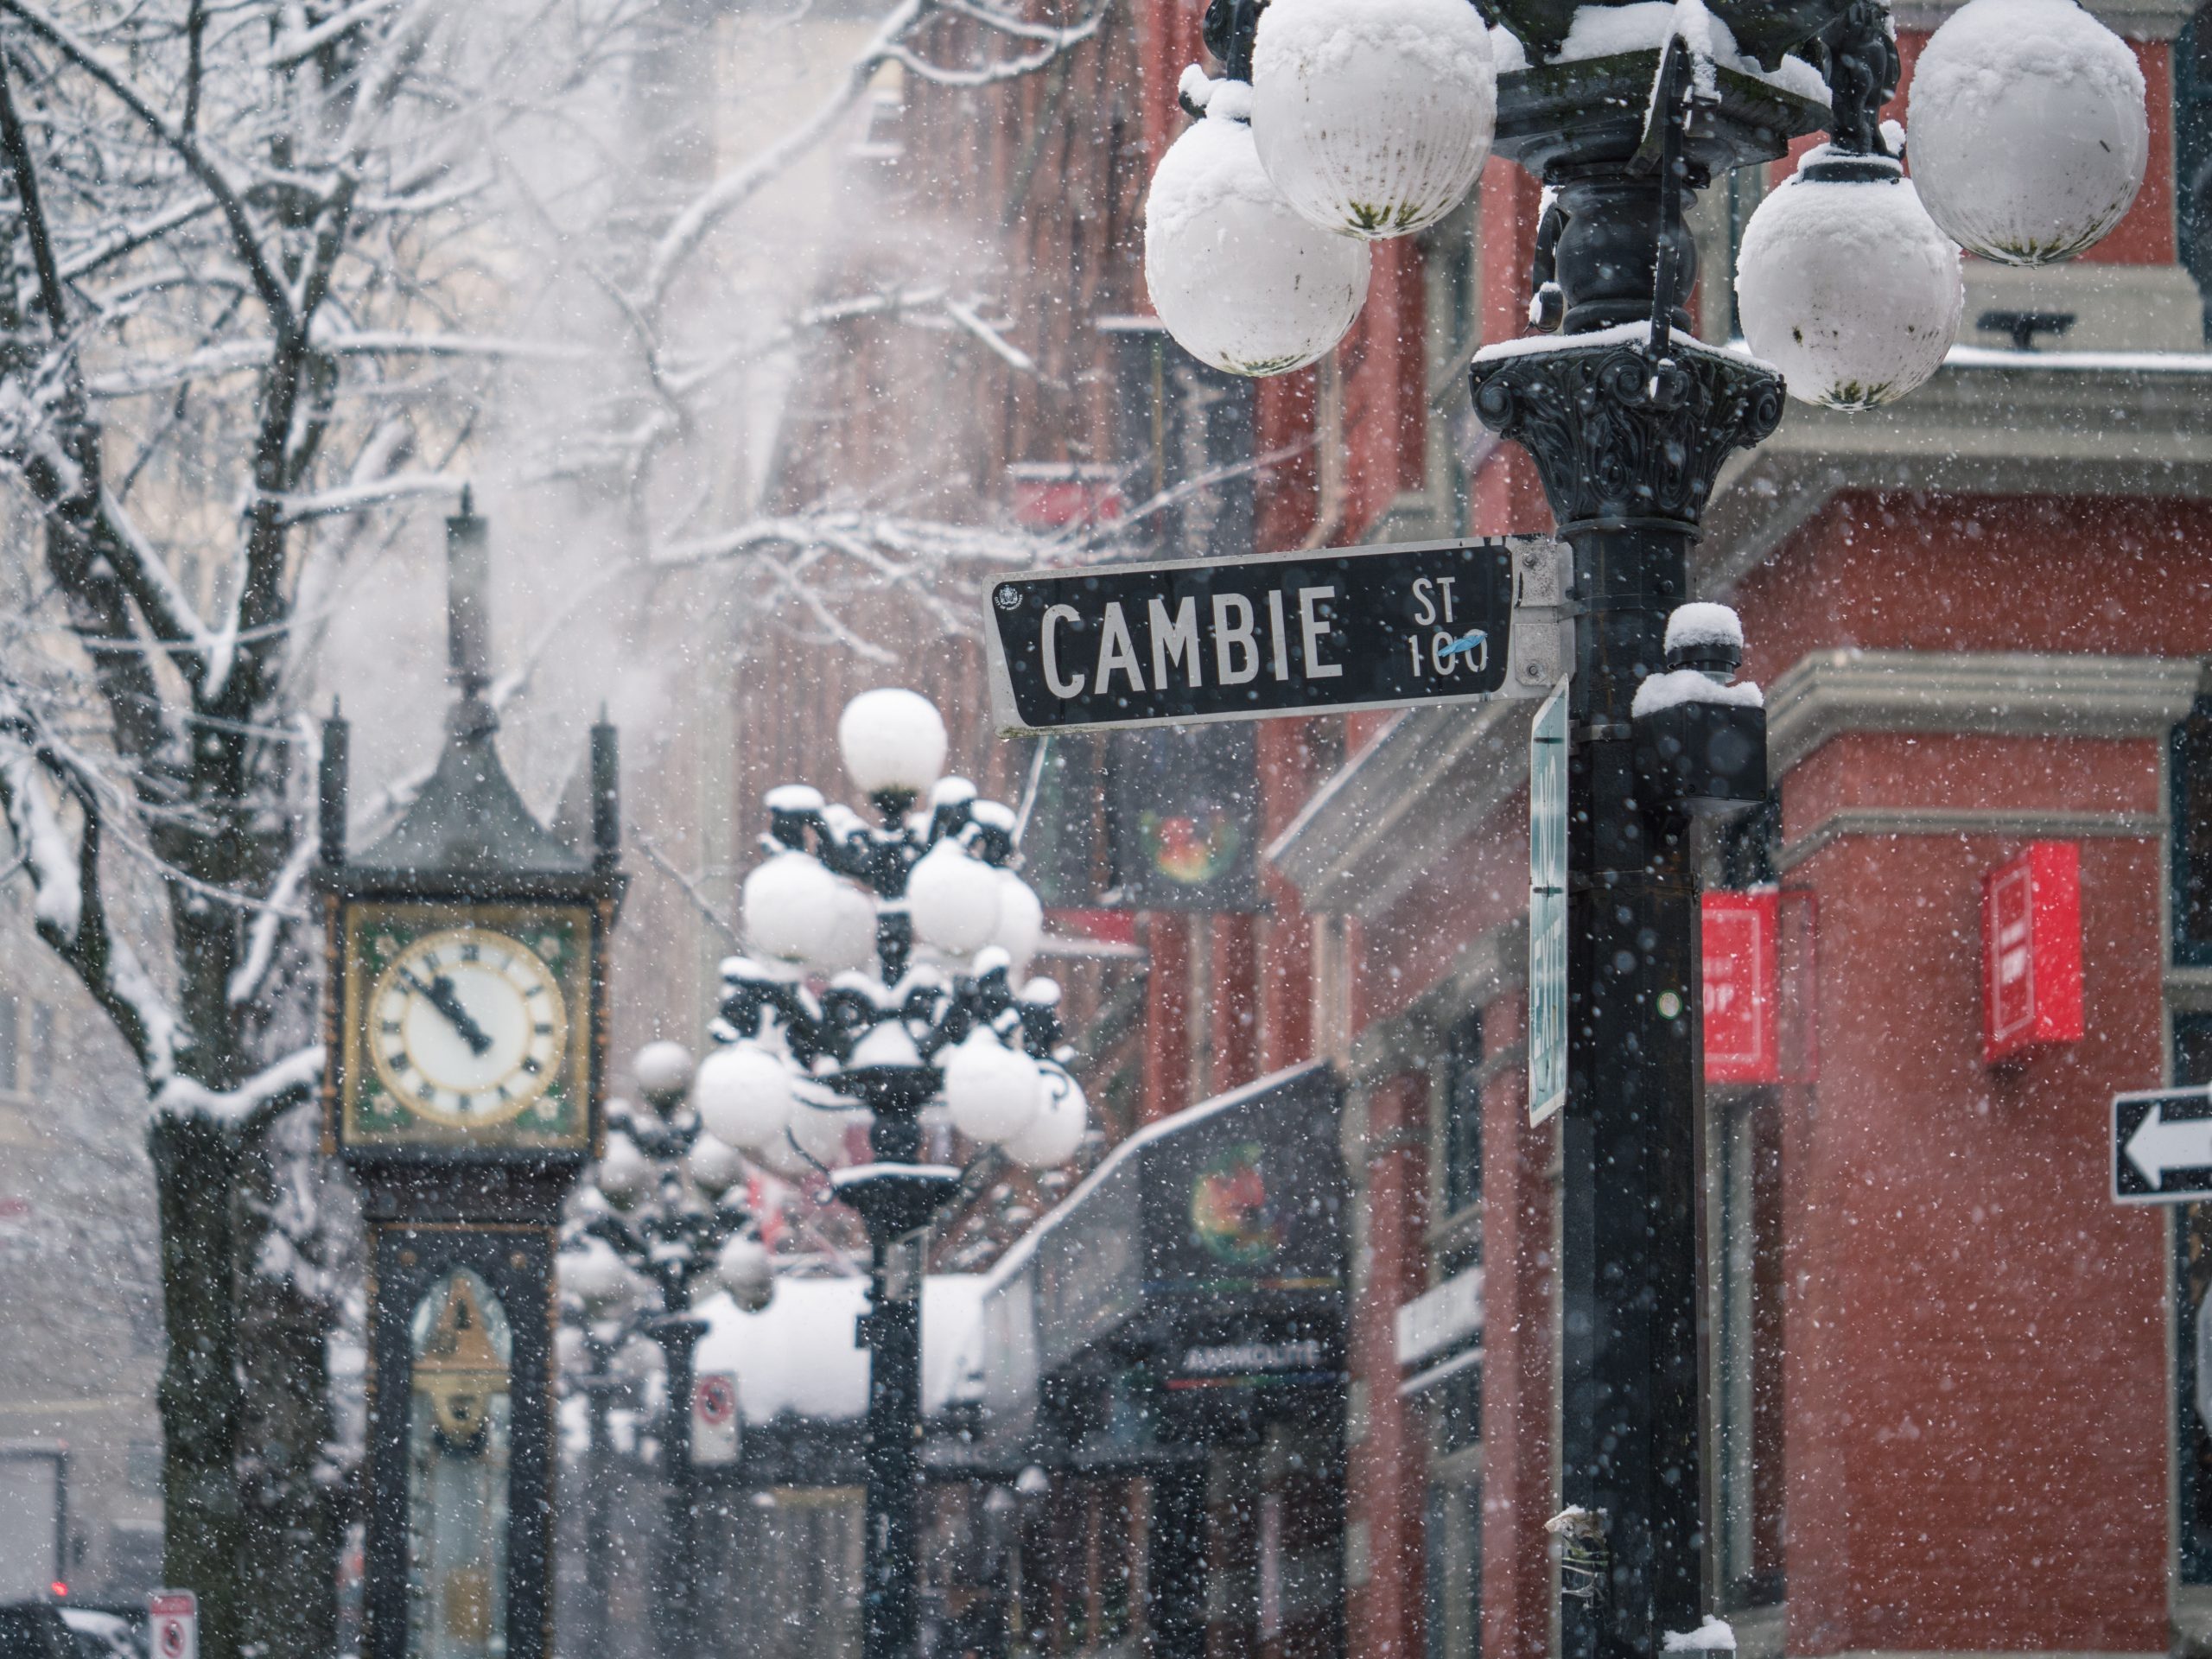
[839, 688, 947, 799]
[944, 1028, 1045, 1143]
[1735, 149, 1961, 410]
[1145, 90, 1370, 377]
[1907, 0, 2146, 266]
[742, 849, 841, 964]
[1002, 1064, 1087, 1168]
[908, 840, 1004, 956]
[632, 1040, 696, 1106]
[1252, 0, 1495, 240]
[693, 1041, 795, 1151]
[716, 1233, 775, 1313]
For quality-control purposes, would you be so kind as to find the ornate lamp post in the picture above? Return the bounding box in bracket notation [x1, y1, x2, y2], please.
[1135, 2, 2149, 1655]
[693, 689, 1086, 1659]
[559, 1041, 776, 1659]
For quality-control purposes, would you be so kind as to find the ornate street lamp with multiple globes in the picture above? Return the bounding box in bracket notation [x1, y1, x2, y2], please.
[558, 1039, 777, 1659]
[695, 687, 1085, 1659]
[1140, 3, 2147, 1658]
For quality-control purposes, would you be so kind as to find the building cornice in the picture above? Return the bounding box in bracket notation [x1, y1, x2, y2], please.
[1266, 696, 1534, 919]
[1893, 0, 2196, 34]
[1766, 648, 2204, 774]
[1699, 355, 2212, 596]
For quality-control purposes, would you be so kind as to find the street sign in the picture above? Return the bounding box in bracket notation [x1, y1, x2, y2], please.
[984, 537, 1569, 734]
[149, 1592, 198, 1659]
[1528, 679, 1569, 1126]
[2114, 1084, 2212, 1203]
[692, 1371, 740, 1466]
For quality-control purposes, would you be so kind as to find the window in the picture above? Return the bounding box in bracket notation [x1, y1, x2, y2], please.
[28, 1005, 52, 1093]
[1440, 1014, 1484, 1222]
[1713, 1087, 1785, 1609]
[2178, 12, 2212, 335]
[2174, 1014, 2212, 1582]
[2172, 702, 2212, 963]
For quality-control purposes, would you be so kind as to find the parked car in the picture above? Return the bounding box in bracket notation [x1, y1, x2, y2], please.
[0, 1605, 145, 1659]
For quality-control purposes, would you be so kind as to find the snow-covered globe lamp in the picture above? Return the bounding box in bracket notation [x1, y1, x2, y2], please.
[693, 1041, 795, 1151]
[717, 1233, 775, 1313]
[684, 1132, 749, 1199]
[594, 1129, 657, 1211]
[632, 1040, 696, 1109]
[742, 850, 840, 965]
[562, 1236, 637, 1320]
[1145, 80, 1370, 377]
[1907, 0, 2146, 265]
[908, 840, 1004, 956]
[840, 688, 948, 801]
[1002, 1064, 1088, 1168]
[944, 1030, 1044, 1144]
[1736, 149, 1962, 410]
[993, 870, 1045, 977]
[1251, 0, 1495, 239]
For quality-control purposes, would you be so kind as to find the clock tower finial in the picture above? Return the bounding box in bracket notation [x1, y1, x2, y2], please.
[447, 486, 493, 734]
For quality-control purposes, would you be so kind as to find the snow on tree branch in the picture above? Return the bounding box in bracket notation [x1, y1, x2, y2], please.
[156, 1046, 326, 1132]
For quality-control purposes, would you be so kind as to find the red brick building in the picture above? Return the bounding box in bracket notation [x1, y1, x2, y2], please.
[714, 0, 2212, 1655]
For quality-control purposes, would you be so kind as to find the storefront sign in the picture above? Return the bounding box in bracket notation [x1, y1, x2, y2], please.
[1982, 841, 2084, 1064]
[1703, 890, 1780, 1084]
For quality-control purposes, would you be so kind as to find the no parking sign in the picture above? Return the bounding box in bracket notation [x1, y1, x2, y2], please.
[692, 1372, 740, 1467]
[149, 1592, 196, 1659]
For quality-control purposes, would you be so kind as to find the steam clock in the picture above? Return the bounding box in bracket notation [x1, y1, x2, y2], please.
[316, 497, 623, 1659]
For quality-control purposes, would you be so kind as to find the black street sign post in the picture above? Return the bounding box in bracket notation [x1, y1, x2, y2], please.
[985, 537, 1568, 734]
[2113, 1084, 2212, 1203]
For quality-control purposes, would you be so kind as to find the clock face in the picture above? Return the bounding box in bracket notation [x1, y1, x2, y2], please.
[339, 900, 595, 1151]
[369, 928, 569, 1127]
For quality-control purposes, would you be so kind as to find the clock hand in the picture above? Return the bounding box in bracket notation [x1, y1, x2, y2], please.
[397, 968, 495, 1056]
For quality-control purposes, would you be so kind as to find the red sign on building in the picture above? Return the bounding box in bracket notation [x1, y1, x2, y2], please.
[1703, 890, 1781, 1084]
[1981, 840, 2085, 1065]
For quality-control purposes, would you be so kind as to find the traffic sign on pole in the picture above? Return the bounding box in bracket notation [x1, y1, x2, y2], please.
[1528, 678, 1569, 1126]
[984, 537, 1569, 734]
[692, 1372, 740, 1466]
[149, 1592, 197, 1659]
[2113, 1084, 2212, 1203]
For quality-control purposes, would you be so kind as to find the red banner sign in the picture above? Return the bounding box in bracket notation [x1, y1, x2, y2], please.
[1982, 841, 2084, 1064]
[1703, 890, 1781, 1084]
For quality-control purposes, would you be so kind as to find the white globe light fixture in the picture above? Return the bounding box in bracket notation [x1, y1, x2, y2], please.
[632, 1040, 696, 1109]
[992, 870, 1045, 977]
[1251, 0, 1495, 240]
[716, 1234, 776, 1313]
[562, 1236, 637, 1320]
[943, 1029, 1045, 1144]
[813, 880, 880, 976]
[791, 1096, 869, 1167]
[1145, 85, 1370, 377]
[685, 1132, 748, 1199]
[907, 841, 1004, 956]
[693, 1041, 796, 1151]
[594, 1129, 656, 1211]
[743, 850, 841, 965]
[1002, 1065, 1088, 1169]
[1736, 149, 1962, 410]
[1907, 0, 2147, 266]
[840, 689, 948, 801]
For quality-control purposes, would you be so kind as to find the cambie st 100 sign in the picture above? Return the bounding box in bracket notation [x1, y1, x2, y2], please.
[985, 537, 1569, 734]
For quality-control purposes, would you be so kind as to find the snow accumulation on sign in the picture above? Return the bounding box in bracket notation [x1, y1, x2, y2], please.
[983, 539, 1530, 734]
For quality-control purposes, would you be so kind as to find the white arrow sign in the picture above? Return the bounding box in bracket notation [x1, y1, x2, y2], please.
[2126, 1102, 2212, 1186]
[2113, 1084, 2212, 1204]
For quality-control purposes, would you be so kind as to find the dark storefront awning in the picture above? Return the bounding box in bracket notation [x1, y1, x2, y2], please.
[947, 1062, 1346, 1471]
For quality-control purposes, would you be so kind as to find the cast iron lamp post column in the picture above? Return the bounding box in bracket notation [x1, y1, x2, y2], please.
[703, 690, 1084, 1659]
[564, 1042, 777, 1659]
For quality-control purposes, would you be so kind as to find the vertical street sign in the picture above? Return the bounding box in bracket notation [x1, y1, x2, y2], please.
[149, 1592, 198, 1659]
[692, 1373, 741, 1467]
[1529, 679, 1569, 1125]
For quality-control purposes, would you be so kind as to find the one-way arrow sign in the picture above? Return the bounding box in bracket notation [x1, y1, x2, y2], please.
[2113, 1084, 2212, 1203]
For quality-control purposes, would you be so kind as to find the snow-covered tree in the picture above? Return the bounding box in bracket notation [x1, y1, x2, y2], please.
[0, 1, 1108, 1655]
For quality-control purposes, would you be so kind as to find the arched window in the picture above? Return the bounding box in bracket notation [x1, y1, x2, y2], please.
[408, 1268, 514, 1659]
